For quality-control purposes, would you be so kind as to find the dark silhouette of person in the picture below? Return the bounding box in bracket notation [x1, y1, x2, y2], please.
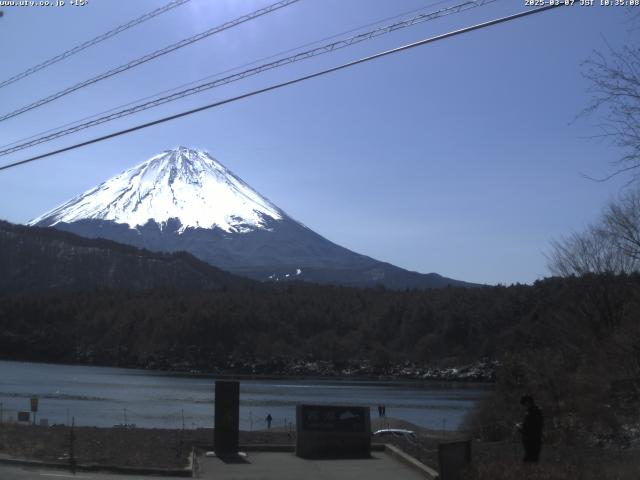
[519, 395, 543, 463]
[266, 413, 272, 430]
[382, 404, 386, 417]
[377, 405, 382, 417]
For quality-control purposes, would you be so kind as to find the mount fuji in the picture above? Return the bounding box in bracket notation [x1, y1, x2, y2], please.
[30, 147, 472, 288]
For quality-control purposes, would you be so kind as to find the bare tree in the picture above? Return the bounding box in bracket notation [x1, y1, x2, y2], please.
[603, 188, 640, 260]
[548, 224, 636, 277]
[548, 197, 638, 333]
[581, 43, 640, 180]
[549, 189, 640, 276]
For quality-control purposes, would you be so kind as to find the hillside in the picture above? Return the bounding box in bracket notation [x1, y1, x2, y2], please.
[0, 220, 252, 293]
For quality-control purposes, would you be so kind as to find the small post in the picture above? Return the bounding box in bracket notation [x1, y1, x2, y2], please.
[177, 410, 185, 460]
[438, 440, 471, 480]
[30, 397, 38, 426]
[69, 416, 76, 474]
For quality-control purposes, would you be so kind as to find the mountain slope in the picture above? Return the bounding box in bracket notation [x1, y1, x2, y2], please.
[30, 147, 474, 289]
[0, 220, 252, 293]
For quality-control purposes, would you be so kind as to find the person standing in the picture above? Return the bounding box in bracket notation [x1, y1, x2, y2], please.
[266, 413, 272, 430]
[519, 395, 543, 463]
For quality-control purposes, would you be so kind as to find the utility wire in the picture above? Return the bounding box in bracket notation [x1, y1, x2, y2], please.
[0, 0, 499, 157]
[0, 3, 565, 173]
[0, 0, 300, 123]
[0, 0, 191, 90]
[0, 0, 460, 151]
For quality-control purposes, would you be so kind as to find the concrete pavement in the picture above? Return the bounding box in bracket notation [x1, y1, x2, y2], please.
[0, 448, 435, 479]
[197, 451, 428, 479]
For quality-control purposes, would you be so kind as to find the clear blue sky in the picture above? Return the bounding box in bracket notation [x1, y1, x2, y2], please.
[0, 0, 635, 285]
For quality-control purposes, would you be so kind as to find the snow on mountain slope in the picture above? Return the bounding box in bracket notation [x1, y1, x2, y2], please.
[29, 147, 284, 233]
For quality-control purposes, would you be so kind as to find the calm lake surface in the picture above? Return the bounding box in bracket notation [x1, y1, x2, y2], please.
[0, 360, 490, 431]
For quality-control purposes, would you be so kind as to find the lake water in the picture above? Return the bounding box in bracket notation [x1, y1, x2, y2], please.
[0, 360, 490, 431]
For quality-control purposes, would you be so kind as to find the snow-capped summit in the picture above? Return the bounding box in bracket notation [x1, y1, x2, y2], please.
[29, 146, 283, 233]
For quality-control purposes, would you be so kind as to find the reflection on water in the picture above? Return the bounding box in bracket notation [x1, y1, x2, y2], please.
[0, 360, 490, 430]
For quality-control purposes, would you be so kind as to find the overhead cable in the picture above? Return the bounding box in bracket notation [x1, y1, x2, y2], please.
[0, 0, 499, 157]
[0, 3, 565, 173]
[0, 0, 462, 152]
[0, 0, 300, 123]
[0, 0, 191, 89]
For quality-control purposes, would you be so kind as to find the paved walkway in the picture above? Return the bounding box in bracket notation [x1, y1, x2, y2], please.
[197, 451, 426, 479]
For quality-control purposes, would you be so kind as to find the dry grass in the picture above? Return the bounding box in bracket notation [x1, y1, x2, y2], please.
[464, 440, 640, 480]
[0, 423, 294, 468]
[463, 461, 640, 480]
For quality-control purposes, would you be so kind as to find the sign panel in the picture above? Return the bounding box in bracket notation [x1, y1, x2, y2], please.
[300, 405, 367, 432]
[18, 411, 30, 422]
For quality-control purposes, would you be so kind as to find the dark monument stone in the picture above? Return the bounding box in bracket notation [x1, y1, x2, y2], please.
[214, 380, 240, 454]
[438, 440, 471, 480]
[296, 404, 370, 458]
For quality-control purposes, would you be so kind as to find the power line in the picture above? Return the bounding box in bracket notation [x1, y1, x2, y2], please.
[0, 0, 191, 90]
[0, 0, 300, 123]
[0, 0, 460, 152]
[0, 3, 564, 173]
[0, 0, 500, 157]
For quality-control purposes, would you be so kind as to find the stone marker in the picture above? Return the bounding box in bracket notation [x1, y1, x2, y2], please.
[438, 440, 471, 480]
[296, 405, 370, 458]
[214, 380, 240, 454]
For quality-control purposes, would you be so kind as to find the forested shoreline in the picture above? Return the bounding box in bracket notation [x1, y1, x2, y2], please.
[2, 273, 638, 447]
[1, 281, 536, 372]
